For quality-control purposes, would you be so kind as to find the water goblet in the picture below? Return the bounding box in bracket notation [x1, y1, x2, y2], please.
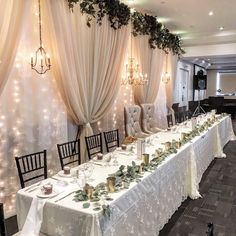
[83, 163, 94, 183]
[70, 169, 79, 184]
[112, 153, 119, 166]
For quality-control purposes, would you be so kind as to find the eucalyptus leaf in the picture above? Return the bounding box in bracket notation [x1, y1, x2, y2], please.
[83, 202, 90, 209]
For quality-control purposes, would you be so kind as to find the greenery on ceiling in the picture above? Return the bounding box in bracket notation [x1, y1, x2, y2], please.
[66, 0, 185, 55]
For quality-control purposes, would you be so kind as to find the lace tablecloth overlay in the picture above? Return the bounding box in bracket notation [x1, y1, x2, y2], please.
[16, 115, 235, 236]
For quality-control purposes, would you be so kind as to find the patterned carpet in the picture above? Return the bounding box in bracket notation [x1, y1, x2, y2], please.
[159, 120, 236, 236]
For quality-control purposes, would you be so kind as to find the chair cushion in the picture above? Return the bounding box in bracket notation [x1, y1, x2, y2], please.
[141, 104, 161, 133]
[124, 105, 149, 138]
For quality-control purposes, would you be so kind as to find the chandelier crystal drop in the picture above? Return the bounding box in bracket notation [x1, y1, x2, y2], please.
[31, 0, 51, 74]
[121, 57, 148, 86]
[162, 53, 170, 84]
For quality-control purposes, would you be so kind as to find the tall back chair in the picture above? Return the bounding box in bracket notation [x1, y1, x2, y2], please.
[167, 114, 174, 127]
[104, 129, 119, 152]
[178, 106, 187, 123]
[15, 150, 47, 188]
[124, 105, 149, 138]
[85, 133, 103, 159]
[0, 203, 6, 236]
[141, 104, 162, 134]
[57, 139, 81, 170]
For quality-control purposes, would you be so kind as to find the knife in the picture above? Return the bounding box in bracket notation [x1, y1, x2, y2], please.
[54, 191, 76, 203]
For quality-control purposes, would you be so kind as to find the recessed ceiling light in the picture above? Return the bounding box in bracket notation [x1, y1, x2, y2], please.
[219, 26, 224, 31]
[208, 63, 211, 66]
[207, 58, 210, 61]
[202, 60, 205, 64]
[208, 11, 214, 16]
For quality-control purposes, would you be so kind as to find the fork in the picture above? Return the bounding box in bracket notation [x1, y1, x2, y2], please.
[25, 181, 42, 192]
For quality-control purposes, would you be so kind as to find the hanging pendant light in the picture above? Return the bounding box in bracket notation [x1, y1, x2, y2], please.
[31, 0, 51, 74]
[162, 53, 170, 84]
[121, 26, 148, 86]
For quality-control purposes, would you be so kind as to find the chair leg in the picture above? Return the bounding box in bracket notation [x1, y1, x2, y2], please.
[0, 203, 6, 236]
[206, 222, 214, 236]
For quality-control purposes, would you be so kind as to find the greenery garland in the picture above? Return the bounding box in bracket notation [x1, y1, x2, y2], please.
[66, 0, 185, 55]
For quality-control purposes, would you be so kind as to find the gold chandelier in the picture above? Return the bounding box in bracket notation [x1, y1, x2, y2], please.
[121, 33, 148, 86]
[162, 53, 170, 84]
[31, 0, 51, 74]
[122, 58, 148, 86]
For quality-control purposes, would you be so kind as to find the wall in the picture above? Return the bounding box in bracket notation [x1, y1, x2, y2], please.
[174, 60, 194, 106]
[206, 70, 218, 97]
[207, 70, 236, 99]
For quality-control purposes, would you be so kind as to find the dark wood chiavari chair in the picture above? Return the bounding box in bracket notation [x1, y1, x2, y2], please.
[57, 139, 81, 170]
[103, 129, 119, 152]
[167, 114, 174, 127]
[0, 203, 6, 236]
[15, 150, 47, 188]
[85, 133, 103, 159]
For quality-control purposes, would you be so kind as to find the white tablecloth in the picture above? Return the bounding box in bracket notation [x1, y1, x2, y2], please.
[16, 115, 235, 236]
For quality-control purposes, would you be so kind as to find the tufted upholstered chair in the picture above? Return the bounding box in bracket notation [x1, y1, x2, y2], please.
[124, 105, 149, 138]
[141, 104, 162, 134]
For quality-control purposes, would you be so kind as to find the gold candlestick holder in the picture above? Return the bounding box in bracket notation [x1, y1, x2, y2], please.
[142, 154, 149, 165]
[107, 177, 116, 192]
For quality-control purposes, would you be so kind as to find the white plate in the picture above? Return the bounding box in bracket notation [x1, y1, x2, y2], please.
[58, 170, 72, 178]
[92, 157, 104, 162]
[36, 190, 59, 198]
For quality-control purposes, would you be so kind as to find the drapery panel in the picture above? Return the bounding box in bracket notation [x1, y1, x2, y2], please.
[132, 35, 165, 105]
[165, 53, 178, 122]
[45, 0, 129, 162]
[0, 0, 24, 94]
[0, 0, 68, 217]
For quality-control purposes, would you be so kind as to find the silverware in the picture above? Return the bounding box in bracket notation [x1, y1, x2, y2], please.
[50, 176, 61, 181]
[92, 162, 103, 166]
[28, 185, 41, 193]
[54, 191, 75, 203]
[25, 181, 42, 192]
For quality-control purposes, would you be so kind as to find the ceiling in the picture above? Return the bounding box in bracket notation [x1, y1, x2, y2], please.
[123, 0, 236, 70]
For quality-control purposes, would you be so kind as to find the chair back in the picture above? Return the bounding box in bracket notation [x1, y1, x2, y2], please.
[167, 114, 174, 127]
[57, 139, 81, 169]
[178, 106, 187, 123]
[124, 105, 143, 137]
[0, 203, 6, 236]
[141, 104, 156, 133]
[104, 129, 119, 152]
[85, 133, 103, 159]
[15, 150, 47, 188]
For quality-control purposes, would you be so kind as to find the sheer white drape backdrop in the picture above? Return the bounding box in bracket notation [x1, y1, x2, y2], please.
[45, 0, 129, 162]
[155, 81, 168, 128]
[132, 35, 165, 105]
[0, 0, 24, 94]
[165, 53, 178, 123]
[0, 0, 67, 217]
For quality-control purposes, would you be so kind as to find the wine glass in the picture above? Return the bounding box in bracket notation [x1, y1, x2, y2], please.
[104, 155, 112, 167]
[83, 163, 94, 183]
[70, 169, 79, 184]
[112, 153, 119, 166]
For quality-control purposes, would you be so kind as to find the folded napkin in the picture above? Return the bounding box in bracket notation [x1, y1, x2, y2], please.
[122, 136, 137, 145]
[20, 196, 46, 236]
[20, 183, 66, 236]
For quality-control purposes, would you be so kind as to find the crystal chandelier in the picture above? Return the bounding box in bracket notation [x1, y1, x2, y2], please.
[121, 33, 148, 86]
[31, 0, 51, 74]
[122, 58, 148, 86]
[162, 53, 170, 84]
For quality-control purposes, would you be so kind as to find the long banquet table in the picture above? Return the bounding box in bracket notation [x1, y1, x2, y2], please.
[16, 115, 235, 236]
